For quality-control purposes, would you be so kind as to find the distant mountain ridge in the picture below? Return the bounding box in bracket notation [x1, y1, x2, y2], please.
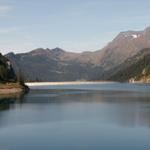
[5, 26, 150, 82]
[6, 48, 104, 81]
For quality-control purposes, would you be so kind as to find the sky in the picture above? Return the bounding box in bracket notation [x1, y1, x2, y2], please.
[0, 0, 150, 54]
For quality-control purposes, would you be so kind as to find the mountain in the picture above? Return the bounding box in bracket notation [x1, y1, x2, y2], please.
[5, 26, 150, 82]
[0, 53, 16, 82]
[6, 48, 102, 81]
[97, 26, 150, 70]
[107, 48, 150, 83]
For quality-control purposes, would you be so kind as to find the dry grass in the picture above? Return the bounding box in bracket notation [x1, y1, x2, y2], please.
[0, 83, 23, 89]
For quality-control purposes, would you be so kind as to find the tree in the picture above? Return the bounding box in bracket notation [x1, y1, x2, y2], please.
[16, 70, 25, 85]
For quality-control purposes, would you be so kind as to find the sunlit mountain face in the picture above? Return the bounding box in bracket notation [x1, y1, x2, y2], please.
[5, 27, 150, 82]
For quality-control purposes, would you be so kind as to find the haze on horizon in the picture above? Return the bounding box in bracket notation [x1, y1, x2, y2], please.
[0, 0, 150, 54]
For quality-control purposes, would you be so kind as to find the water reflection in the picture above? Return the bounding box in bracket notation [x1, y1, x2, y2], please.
[0, 88, 150, 129]
[0, 93, 25, 110]
[0, 84, 150, 150]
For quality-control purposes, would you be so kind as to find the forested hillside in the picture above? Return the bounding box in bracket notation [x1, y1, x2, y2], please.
[108, 49, 150, 82]
[0, 53, 16, 83]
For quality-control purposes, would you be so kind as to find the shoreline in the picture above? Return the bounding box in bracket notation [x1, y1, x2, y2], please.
[26, 81, 150, 87]
[0, 83, 29, 95]
[26, 81, 116, 86]
[0, 88, 24, 95]
[0, 81, 148, 95]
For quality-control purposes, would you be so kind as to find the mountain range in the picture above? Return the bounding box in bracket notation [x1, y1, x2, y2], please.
[108, 48, 150, 82]
[5, 26, 150, 82]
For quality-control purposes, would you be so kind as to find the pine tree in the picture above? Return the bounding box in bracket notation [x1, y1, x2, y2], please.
[16, 70, 25, 85]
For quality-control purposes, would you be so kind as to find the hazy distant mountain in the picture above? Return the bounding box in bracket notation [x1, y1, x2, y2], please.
[5, 26, 150, 81]
[107, 48, 150, 83]
[6, 48, 103, 81]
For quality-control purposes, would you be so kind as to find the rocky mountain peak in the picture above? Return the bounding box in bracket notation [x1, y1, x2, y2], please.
[30, 48, 51, 55]
[143, 26, 150, 39]
[5, 26, 150, 82]
[114, 30, 142, 41]
[144, 26, 150, 33]
[29, 47, 65, 56]
[51, 47, 65, 53]
[5, 52, 15, 56]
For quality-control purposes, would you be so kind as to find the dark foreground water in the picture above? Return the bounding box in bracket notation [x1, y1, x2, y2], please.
[0, 83, 150, 150]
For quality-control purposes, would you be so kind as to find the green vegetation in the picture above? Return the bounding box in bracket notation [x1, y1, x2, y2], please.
[0, 53, 16, 83]
[108, 48, 150, 82]
[16, 70, 25, 86]
[0, 53, 29, 94]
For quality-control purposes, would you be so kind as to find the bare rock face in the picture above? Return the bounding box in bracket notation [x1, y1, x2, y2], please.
[5, 26, 150, 81]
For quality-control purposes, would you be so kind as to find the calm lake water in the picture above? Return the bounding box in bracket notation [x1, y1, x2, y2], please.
[0, 83, 150, 150]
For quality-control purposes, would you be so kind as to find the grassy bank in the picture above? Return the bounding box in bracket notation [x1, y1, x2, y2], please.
[0, 83, 29, 95]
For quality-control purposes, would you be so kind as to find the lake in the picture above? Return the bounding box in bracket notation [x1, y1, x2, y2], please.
[0, 82, 150, 150]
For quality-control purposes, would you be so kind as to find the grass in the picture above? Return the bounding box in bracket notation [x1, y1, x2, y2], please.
[0, 82, 24, 89]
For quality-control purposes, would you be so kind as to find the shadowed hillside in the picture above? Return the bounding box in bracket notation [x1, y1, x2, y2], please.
[108, 48, 150, 82]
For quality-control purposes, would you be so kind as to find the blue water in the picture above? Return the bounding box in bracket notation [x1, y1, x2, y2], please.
[0, 83, 150, 150]
[30, 82, 150, 92]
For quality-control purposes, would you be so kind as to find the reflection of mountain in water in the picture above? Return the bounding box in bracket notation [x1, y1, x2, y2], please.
[0, 93, 25, 111]
[0, 88, 150, 129]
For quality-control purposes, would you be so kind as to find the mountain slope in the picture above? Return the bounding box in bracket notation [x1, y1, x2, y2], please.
[6, 48, 102, 81]
[5, 26, 150, 81]
[97, 27, 150, 70]
[108, 48, 150, 82]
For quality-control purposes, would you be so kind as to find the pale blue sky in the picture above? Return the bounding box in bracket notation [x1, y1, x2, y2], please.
[0, 0, 150, 54]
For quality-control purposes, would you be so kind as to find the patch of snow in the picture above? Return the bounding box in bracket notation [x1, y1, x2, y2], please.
[123, 33, 141, 39]
[124, 35, 128, 37]
[132, 34, 138, 38]
[131, 34, 140, 39]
